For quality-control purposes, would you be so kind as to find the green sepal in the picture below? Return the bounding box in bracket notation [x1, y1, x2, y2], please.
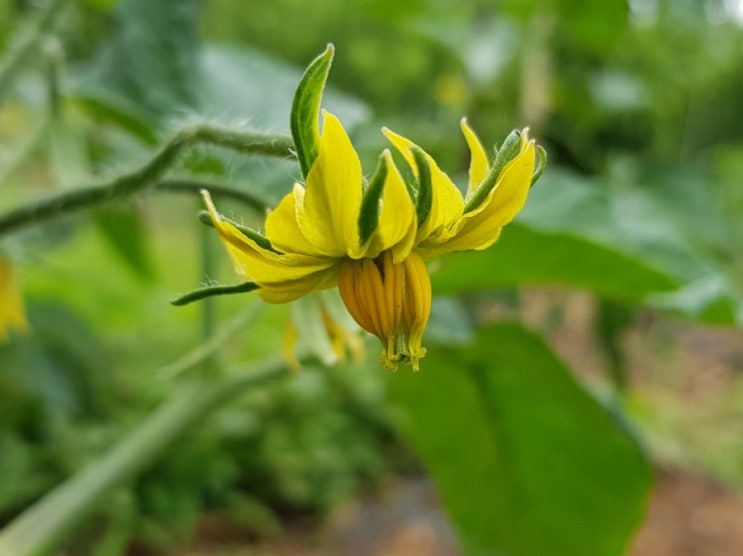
[410, 147, 433, 228]
[358, 152, 388, 246]
[530, 145, 547, 188]
[464, 129, 522, 213]
[171, 281, 260, 306]
[290, 44, 335, 179]
[198, 210, 279, 253]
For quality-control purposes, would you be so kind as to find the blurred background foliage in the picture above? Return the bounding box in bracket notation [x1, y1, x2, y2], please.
[1, 0, 743, 554]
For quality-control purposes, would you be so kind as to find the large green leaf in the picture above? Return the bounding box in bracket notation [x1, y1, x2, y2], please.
[71, 0, 202, 128]
[519, 169, 743, 324]
[391, 324, 652, 556]
[432, 223, 678, 302]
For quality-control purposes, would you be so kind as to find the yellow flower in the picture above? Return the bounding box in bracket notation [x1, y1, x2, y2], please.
[0, 255, 29, 341]
[202, 112, 537, 370]
[200, 45, 542, 371]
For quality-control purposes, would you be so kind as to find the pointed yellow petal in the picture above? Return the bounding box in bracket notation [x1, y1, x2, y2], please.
[418, 223, 503, 258]
[422, 157, 464, 244]
[381, 126, 417, 172]
[479, 135, 536, 229]
[379, 152, 417, 261]
[353, 150, 417, 262]
[382, 127, 464, 245]
[420, 136, 536, 255]
[296, 110, 362, 257]
[202, 191, 336, 303]
[265, 183, 323, 256]
[460, 118, 490, 200]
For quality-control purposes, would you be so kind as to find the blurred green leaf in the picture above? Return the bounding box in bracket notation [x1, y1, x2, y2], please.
[433, 223, 678, 302]
[70, 93, 159, 145]
[72, 0, 202, 128]
[650, 275, 743, 325]
[518, 169, 743, 323]
[198, 44, 368, 131]
[391, 323, 652, 556]
[83, 0, 120, 8]
[502, 0, 628, 52]
[12, 301, 110, 421]
[520, 170, 707, 282]
[426, 297, 474, 347]
[93, 205, 154, 279]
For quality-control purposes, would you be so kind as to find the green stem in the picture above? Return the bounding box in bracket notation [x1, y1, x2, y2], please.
[0, 355, 290, 556]
[0, 0, 73, 99]
[154, 178, 271, 211]
[200, 215, 218, 373]
[156, 302, 264, 378]
[0, 125, 293, 237]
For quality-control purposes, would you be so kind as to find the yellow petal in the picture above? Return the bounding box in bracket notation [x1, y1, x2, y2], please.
[0, 256, 28, 341]
[353, 150, 417, 262]
[420, 135, 536, 255]
[296, 110, 362, 257]
[418, 224, 503, 259]
[265, 183, 323, 256]
[460, 118, 490, 200]
[202, 190, 337, 303]
[382, 127, 464, 245]
[479, 134, 536, 229]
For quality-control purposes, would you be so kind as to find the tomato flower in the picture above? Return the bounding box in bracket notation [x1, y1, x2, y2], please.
[202, 46, 544, 370]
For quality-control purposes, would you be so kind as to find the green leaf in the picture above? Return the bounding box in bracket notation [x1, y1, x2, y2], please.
[71, 94, 159, 145]
[433, 223, 678, 303]
[93, 205, 155, 279]
[650, 275, 742, 325]
[290, 44, 334, 178]
[391, 323, 652, 556]
[71, 0, 203, 128]
[520, 169, 743, 323]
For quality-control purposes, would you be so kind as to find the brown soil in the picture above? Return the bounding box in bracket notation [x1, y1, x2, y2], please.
[631, 471, 743, 556]
[183, 472, 743, 556]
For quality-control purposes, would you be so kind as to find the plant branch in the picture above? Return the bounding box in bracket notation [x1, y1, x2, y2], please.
[0, 125, 293, 237]
[156, 302, 264, 378]
[0, 355, 292, 556]
[155, 178, 271, 212]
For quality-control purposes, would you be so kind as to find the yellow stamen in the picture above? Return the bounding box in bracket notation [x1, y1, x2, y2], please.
[338, 251, 430, 371]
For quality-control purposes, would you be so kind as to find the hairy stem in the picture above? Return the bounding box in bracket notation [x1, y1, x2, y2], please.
[0, 125, 293, 237]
